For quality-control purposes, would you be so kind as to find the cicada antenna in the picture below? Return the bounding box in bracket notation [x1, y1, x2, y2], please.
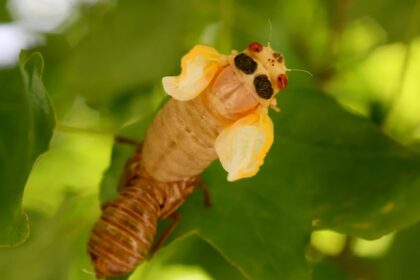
[267, 19, 273, 47]
[81, 268, 96, 277]
[287, 68, 314, 78]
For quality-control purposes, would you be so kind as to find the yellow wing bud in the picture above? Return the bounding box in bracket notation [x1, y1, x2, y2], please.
[162, 45, 227, 101]
[215, 109, 274, 181]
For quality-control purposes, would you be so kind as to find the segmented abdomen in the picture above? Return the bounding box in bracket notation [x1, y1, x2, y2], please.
[88, 175, 160, 278]
[88, 146, 200, 278]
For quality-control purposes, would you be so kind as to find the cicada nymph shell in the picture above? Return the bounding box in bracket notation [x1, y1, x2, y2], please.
[88, 42, 289, 278]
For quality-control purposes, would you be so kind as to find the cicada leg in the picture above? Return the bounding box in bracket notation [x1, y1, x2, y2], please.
[117, 141, 144, 191]
[114, 136, 139, 146]
[197, 179, 212, 207]
[149, 212, 180, 258]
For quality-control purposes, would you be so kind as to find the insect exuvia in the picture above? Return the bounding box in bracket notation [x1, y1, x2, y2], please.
[88, 41, 289, 278]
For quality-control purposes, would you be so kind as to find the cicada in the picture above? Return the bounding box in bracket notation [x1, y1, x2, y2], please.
[88, 41, 289, 278]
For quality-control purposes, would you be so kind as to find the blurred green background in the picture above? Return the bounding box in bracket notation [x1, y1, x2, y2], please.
[1, 0, 420, 279]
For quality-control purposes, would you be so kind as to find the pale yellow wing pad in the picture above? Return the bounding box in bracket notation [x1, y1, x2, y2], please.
[162, 45, 227, 101]
[215, 110, 274, 181]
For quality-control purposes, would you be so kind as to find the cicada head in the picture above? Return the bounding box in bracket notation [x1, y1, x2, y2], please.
[214, 42, 291, 181]
[230, 41, 289, 110]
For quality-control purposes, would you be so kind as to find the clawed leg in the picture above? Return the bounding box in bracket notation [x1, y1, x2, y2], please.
[147, 181, 211, 259]
[114, 136, 138, 146]
[149, 212, 180, 258]
[197, 179, 212, 207]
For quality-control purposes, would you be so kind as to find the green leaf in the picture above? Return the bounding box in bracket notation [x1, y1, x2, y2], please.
[44, 0, 215, 109]
[0, 194, 100, 280]
[0, 52, 55, 246]
[171, 153, 312, 280]
[313, 260, 350, 280]
[349, 0, 420, 42]
[100, 114, 155, 203]
[131, 235, 245, 280]
[377, 222, 420, 279]
[162, 235, 245, 280]
[0, 0, 11, 22]
[287, 92, 420, 239]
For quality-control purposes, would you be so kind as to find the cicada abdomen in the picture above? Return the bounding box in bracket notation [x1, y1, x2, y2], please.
[88, 145, 200, 278]
[88, 42, 289, 278]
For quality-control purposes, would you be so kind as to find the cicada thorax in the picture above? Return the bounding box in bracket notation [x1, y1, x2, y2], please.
[141, 64, 258, 182]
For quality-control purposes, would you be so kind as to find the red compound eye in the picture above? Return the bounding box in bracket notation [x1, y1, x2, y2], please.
[248, 42, 263, 52]
[277, 74, 288, 90]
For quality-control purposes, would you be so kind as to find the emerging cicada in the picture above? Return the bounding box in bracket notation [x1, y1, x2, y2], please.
[88, 42, 289, 278]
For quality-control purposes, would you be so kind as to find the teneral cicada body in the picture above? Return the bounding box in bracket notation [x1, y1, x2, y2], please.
[88, 42, 289, 278]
